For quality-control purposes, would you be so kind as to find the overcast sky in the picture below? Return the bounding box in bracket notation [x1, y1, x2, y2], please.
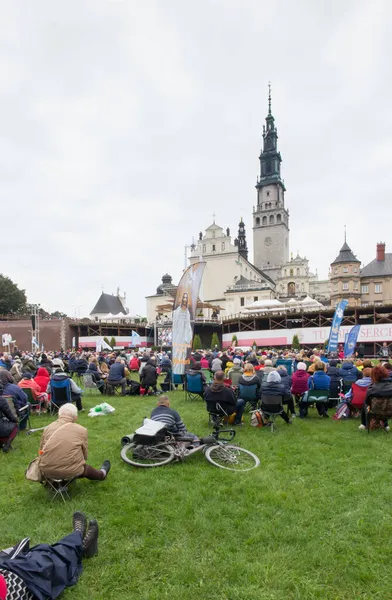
[2, 0, 391, 317]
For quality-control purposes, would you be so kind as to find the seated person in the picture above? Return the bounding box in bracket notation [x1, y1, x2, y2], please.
[18, 372, 49, 409]
[261, 371, 292, 424]
[0, 384, 18, 453]
[276, 365, 296, 417]
[34, 366, 50, 394]
[129, 355, 140, 372]
[107, 358, 127, 395]
[327, 359, 342, 398]
[300, 362, 330, 418]
[160, 354, 172, 373]
[359, 365, 392, 431]
[204, 370, 245, 426]
[0, 371, 29, 430]
[38, 403, 111, 481]
[150, 396, 195, 439]
[47, 367, 84, 411]
[345, 367, 372, 402]
[227, 358, 244, 386]
[237, 363, 261, 406]
[339, 359, 361, 384]
[86, 359, 105, 394]
[74, 355, 88, 376]
[200, 356, 210, 370]
[140, 359, 159, 395]
[0, 511, 99, 600]
[187, 362, 206, 395]
[291, 361, 310, 400]
[9, 357, 23, 383]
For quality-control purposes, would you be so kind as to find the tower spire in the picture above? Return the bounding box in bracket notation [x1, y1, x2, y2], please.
[268, 81, 271, 115]
[234, 217, 248, 261]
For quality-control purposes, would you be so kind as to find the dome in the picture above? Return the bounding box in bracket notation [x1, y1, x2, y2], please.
[156, 273, 173, 294]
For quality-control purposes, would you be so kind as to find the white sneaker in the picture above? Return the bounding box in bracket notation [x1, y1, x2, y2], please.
[291, 413, 297, 419]
[358, 424, 366, 431]
[386, 426, 390, 432]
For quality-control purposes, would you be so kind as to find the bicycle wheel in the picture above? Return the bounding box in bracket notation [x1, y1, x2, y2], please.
[205, 444, 260, 472]
[121, 443, 175, 468]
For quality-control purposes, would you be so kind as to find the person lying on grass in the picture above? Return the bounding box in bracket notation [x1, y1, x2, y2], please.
[0, 511, 98, 600]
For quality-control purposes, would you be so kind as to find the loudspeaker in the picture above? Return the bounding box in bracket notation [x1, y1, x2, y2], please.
[31, 315, 36, 330]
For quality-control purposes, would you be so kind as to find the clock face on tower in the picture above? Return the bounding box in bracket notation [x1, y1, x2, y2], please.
[265, 237, 272, 246]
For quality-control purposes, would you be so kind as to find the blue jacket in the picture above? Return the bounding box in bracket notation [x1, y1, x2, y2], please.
[308, 372, 331, 391]
[339, 363, 360, 382]
[108, 362, 125, 382]
[3, 383, 28, 410]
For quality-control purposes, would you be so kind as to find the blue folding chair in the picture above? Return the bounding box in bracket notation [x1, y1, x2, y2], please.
[171, 372, 184, 391]
[184, 373, 204, 401]
[50, 379, 72, 413]
[275, 359, 294, 375]
[237, 384, 259, 412]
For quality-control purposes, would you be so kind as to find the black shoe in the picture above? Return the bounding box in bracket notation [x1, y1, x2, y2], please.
[2, 441, 13, 453]
[100, 460, 111, 478]
[73, 511, 87, 538]
[322, 413, 329, 418]
[83, 519, 99, 558]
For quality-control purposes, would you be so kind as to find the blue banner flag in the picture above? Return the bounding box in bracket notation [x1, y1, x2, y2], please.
[131, 330, 141, 347]
[344, 324, 361, 358]
[327, 300, 348, 354]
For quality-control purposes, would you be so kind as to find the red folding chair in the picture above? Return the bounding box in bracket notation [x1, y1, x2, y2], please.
[349, 383, 368, 414]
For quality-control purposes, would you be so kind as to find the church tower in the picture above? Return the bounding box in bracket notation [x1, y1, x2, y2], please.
[253, 86, 289, 279]
[234, 218, 248, 261]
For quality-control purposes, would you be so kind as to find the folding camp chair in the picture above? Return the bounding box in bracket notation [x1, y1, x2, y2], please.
[260, 394, 285, 432]
[349, 383, 367, 415]
[49, 379, 72, 413]
[300, 389, 329, 417]
[82, 373, 99, 395]
[201, 368, 212, 384]
[328, 378, 343, 408]
[23, 387, 43, 415]
[208, 402, 230, 428]
[184, 373, 204, 401]
[42, 476, 76, 502]
[366, 397, 392, 433]
[275, 359, 294, 375]
[3, 395, 31, 432]
[237, 384, 259, 412]
[171, 373, 184, 391]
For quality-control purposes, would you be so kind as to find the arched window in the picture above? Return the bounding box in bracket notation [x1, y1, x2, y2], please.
[269, 215, 274, 225]
[276, 213, 281, 223]
[256, 217, 260, 226]
[262, 216, 267, 226]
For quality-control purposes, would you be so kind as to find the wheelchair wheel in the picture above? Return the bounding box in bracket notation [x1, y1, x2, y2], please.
[121, 443, 175, 468]
[205, 444, 260, 472]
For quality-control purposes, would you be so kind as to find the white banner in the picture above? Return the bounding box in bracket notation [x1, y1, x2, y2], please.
[222, 323, 392, 348]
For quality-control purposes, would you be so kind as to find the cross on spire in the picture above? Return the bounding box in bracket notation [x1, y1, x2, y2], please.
[212, 212, 216, 224]
[268, 81, 272, 115]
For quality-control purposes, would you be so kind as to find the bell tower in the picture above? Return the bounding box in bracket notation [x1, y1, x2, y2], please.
[253, 85, 289, 279]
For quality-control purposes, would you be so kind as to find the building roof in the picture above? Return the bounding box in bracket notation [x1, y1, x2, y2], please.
[361, 254, 392, 278]
[90, 293, 127, 315]
[331, 241, 360, 265]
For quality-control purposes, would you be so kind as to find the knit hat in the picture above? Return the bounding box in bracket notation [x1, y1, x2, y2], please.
[22, 372, 33, 379]
[265, 359, 273, 366]
[297, 362, 307, 371]
[52, 358, 64, 368]
[233, 358, 241, 364]
[267, 371, 281, 383]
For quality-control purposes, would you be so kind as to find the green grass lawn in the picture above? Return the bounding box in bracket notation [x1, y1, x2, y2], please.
[1, 390, 392, 600]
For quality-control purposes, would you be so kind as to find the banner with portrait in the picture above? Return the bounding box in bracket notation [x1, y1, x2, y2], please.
[172, 261, 206, 375]
[344, 324, 361, 358]
[327, 299, 348, 354]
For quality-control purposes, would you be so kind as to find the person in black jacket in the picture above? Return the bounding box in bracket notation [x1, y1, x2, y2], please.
[86, 359, 105, 394]
[204, 371, 245, 425]
[261, 371, 292, 424]
[0, 384, 19, 453]
[327, 359, 342, 398]
[140, 360, 159, 395]
[359, 365, 392, 430]
[276, 365, 296, 417]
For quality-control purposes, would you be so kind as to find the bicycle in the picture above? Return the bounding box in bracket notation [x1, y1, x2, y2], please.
[120, 428, 260, 472]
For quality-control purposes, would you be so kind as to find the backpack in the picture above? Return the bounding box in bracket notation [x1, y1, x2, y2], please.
[250, 409, 265, 427]
[332, 403, 351, 420]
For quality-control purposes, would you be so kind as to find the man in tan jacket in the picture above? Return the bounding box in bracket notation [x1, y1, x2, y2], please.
[38, 403, 110, 481]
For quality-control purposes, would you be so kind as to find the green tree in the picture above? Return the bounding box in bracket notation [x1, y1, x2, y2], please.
[211, 332, 220, 349]
[0, 274, 27, 314]
[103, 337, 111, 348]
[110, 337, 116, 349]
[193, 334, 202, 350]
[231, 334, 238, 346]
[292, 334, 300, 349]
